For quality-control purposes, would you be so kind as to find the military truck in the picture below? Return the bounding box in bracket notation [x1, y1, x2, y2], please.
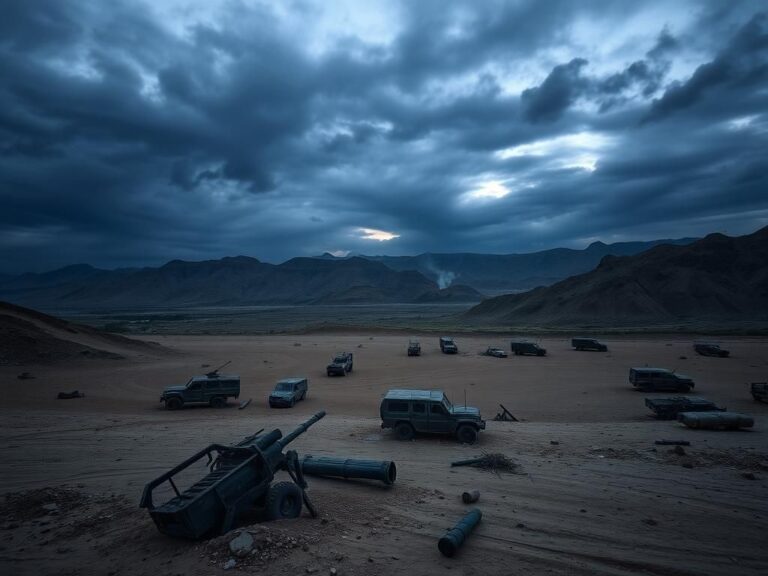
[268, 377, 308, 408]
[510, 340, 546, 356]
[327, 352, 353, 376]
[629, 367, 694, 392]
[407, 340, 421, 356]
[380, 389, 486, 444]
[571, 337, 608, 352]
[440, 337, 458, 354]
[693, 342, 730, 357]
[160, 363, 240, 410]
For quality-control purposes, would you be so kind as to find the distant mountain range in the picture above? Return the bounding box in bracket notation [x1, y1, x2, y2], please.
[351, 237, 697, 293]
[464, 227, 768, 327]
[0, 256, 482, 310]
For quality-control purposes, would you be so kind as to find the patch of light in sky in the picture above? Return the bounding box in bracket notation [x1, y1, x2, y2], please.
[358, 227, 400, 241]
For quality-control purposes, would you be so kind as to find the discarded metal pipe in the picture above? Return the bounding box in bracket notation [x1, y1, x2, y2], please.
[451, 457, 484, 467]
[461, 490, 480, 504]
[438, 508, 482, 557]
[301, 456, 396, 485]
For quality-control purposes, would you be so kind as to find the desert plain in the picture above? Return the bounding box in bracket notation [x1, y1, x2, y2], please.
[1, 331, 767, 576]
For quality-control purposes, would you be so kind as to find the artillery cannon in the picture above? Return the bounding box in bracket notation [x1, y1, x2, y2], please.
[140, 411, 325, 539]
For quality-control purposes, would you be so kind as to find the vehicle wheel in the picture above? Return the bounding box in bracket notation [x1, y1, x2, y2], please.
[394, 422, 415, 441]
[290, 398, 295, 408]
[514, 350, 520, 356]
[327, 371, 333, 377]
[301, 391, 307, 400]
[348, 365, 353, 372]
[166, 397, 183, 410]
[265, 481, 303, 520]
[456, 425, 478, 445]
[210, 396, 226, 408]
[678, 385, 691, 393]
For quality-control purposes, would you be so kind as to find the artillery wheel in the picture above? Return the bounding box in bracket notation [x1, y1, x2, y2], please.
[166, 397, 183, 410]
[394, 422, 415, 441]
[210, 396, 226, 408]
[266, 481, 303, 520]
[457, 425, 478, 445]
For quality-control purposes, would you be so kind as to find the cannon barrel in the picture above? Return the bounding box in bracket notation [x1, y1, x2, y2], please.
[438, 509, 482, 557]
[279, 411, 326, 448]
[301, 455, 396, 485]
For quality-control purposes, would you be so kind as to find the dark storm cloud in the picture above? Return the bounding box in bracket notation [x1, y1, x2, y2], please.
[1, 0, 767, 274]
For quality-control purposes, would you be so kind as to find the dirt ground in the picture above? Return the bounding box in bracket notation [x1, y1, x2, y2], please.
[1, 334, 767, 575]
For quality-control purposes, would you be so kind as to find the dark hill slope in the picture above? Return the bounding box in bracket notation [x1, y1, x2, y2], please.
[464, 227, 768, 327]
[0, 301, 166, 365]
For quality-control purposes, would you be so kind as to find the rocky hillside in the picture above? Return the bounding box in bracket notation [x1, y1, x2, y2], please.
[464, 227, 768, 327]
[0, 257, 482, 309]
[363, 237, 696, 293]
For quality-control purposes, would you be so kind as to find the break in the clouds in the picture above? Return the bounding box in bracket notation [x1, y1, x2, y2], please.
[1, 0, 767, 273]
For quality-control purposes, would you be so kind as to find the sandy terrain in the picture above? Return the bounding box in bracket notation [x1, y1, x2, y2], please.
[1, 334, 767, 575]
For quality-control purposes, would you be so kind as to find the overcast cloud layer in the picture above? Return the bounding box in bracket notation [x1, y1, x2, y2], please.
[1, 0, 767, 274]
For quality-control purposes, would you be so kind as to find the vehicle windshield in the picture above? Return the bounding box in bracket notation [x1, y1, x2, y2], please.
[185, 378, 194, 386]
[275, 382, 293, 391]
[333, 356, 346, 363]
[442, 395, 453, 410]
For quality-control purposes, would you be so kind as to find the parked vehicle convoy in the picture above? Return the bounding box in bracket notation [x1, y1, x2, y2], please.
[380, 389, 486, 444]
[268, 377, 308, 408]
[160, 362, 239, 410]
[439, 337, 458, 354]
[483, 347, 508, 358]
[629, 367, 695, 392]
[510, 340, 546, 356]
[326, 352, 353, 376]
[571, 337, 608, 352]
[407, 340, 421, 356]
[693, 342, 730, 357]
[645, 396, 724, 419]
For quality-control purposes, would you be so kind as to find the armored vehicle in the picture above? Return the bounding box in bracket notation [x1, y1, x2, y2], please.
[407, 340, 421, 357]
[677, 411, 753, 430]
[160, 362, 239, 410]
[645, 396, 724, 419]
[140, 412, 325, 539]
[751, 382, 768, 403]
[693, 342, 730, 357]
[483, 347, 508, 358]
[269, 377, 308, 408]
[380, 389, 486, 444]
[571, 337, 608, 352]
[326, 352, 353, 376]
[629, 368, 694, 392]
[440, 337, 458, 354]
[510, 340, 546, 356]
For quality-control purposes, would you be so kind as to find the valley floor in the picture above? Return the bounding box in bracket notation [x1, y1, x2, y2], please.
[1, 334, 767, 575]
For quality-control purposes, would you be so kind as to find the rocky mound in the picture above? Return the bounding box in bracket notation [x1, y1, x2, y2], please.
[0, 301, 165, 365]
[464, 226, 768, 327]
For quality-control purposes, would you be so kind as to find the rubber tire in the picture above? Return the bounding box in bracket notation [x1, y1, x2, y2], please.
[348, 365, 353, 373]
[327, 371, 333, 377]
[457, 425, 478, 445]
[290, 398, 295, 408]
[265, 481, 303, 520]
[210, 396, 226, 408]
[166, 397, 183, 411]
[678, 385, 691, 393]
[394, 422, 415, 441]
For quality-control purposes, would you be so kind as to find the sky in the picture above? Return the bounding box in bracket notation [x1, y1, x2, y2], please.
[1, 0, 767, 274]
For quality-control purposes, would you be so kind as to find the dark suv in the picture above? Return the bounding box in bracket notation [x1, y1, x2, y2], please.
[268, 377, 308, 408]
[572, 337, 608, 352]
[510, 340, 546, 356]
[327, 352, 353, 376]
[380, 389, 486, 444]
[629, 368, 694, 392]
[439, 337, 458, 354]
[693, 342, 729, 357]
